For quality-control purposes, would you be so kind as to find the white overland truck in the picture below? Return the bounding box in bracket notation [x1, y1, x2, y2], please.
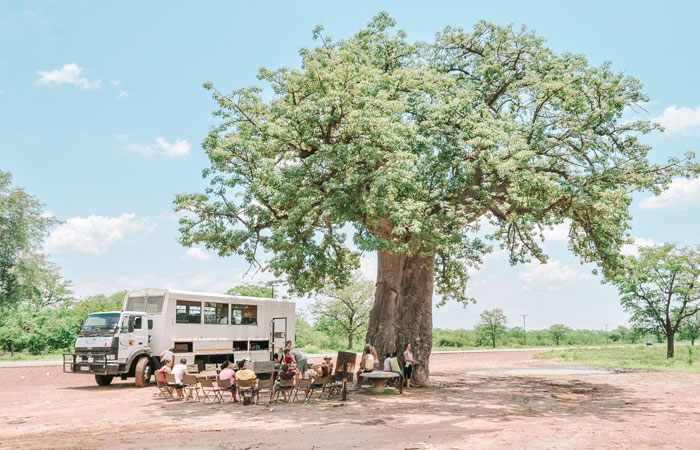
[63, 288, 295, 387]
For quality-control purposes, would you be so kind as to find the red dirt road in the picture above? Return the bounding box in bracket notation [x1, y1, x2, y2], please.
[1, 351, 699, 449]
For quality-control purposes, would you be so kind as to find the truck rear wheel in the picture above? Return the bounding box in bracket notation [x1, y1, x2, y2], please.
[134, 357, 152, 387]
[95, 374, 114, 386]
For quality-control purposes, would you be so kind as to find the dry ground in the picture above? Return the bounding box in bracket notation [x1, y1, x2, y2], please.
[1, 351, 699, 450]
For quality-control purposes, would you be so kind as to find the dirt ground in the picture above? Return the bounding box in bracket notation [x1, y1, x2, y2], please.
[1, 351, 699, 450]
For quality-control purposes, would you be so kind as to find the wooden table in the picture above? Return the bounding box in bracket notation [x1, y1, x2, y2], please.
[359, 371, 400, 393]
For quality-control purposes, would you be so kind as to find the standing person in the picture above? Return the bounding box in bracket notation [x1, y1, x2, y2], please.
[170, 358, 189, 399]
[218, 361, 238, 403]
[159, 347, 174, 366]
[403, 343, 419, 389]
[290, 345, 308, 375]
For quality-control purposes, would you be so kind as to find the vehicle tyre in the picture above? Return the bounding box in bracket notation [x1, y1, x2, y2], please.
[134, 357, 152, 387]
[95, 374, 114, 386]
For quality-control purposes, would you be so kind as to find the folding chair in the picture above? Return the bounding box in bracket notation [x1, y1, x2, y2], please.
[273, 378, 294, 403]
[217, 378, 236, 403]
[187, 364, 200, 374]
[237, 378, 257, 405]
[165, 373, 183, 400]
[308, 376, 329, 400]
[205, 363, 218, 373]
[256, 379, 274, 404]
[155, 372, 174, 400]
[292, 378, 311, 402]
[199, 378, 223, 404]
[182, 374, 201, 401]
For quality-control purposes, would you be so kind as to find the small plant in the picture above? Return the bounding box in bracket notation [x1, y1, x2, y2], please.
[688, 347, 693, 366]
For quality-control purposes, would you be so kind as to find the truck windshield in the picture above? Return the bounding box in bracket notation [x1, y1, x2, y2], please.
[80, 313, 121, 335]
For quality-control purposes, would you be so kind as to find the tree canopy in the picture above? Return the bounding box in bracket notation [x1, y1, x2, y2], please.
[611, 244, 700, 357]
[176, 13, 694, 302]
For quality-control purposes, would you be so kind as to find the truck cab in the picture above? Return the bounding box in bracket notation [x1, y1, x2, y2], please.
[65, 311, 154, 386]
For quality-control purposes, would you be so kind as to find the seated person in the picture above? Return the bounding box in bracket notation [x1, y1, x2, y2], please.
[274, 363, 296, 400]
[390, 351, 403, 375]
[355, 346, 374, 386]
[282, 349, 292, 365]
[235, 360, 258, 404]
[169, 358, 189, 399]
[383, 353, 392, 372]
[218, 361, 238, 402]
[322, 356, 334, 375]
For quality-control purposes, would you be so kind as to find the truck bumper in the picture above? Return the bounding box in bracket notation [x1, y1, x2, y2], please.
[63, 353, 120, 375]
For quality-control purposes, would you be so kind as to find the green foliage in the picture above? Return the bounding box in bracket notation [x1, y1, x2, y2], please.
[535, 345, 700, 373]
[308, 271, 373, 349]
[679, 313, 700, 345]
[226, 284, 273, 298]
[610, 244, 700, 357]
[548, 324, 571, 345]
[174, 14, 696, 309]
[476, 308, 508, 348]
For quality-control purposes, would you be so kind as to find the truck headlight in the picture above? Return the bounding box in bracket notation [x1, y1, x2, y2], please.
[106, 354, 116, 360]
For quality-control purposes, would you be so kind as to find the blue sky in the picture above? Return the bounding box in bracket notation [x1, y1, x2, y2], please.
[2, 1, 699, 330]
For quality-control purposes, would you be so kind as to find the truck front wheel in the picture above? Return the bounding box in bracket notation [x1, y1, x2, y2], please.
[95, 374, 114, 386]
[134, 357, 152, 387]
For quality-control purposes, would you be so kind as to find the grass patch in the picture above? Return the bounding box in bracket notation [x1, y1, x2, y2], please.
[0, 352, 64, 362]
[534, 345, 700, 373]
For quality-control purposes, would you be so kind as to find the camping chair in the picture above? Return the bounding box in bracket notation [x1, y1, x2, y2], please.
[217, 378, 236, 403]
[155, 371, 174, 400]
[292, 378, 311, 402]
[199, 378, 222, 404]
[182, 374, 201, 401]
[273, 378, 295, 403]
[165, 373, 183, 400]
[237, 378, 257, 405]
[205, 363, 218, 374]
[308, 376, 329, 400]
[256, 379, 274, 405]
[187, 364, 200, 374]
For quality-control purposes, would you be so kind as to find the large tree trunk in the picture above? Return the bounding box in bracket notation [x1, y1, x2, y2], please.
[667, 330, 675, 358]
[366, 249, 434, 386]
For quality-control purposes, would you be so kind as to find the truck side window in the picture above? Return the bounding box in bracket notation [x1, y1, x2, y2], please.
[133, 316, 142, 329]
[231, 305, 257, 325]
[176, 300, 202, 324]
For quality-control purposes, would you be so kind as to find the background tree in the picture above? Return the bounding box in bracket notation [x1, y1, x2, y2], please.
[611, 244, 700, 358]
[226, 284, 273, 298]
[679, 313, 700, 346]
[309, 271, 373, 349]
[549, 324, 570, 346]
[174, 14, 696, 383]
[476, 309, 507, 348]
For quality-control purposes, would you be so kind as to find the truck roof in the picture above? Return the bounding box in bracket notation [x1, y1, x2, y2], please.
[126, 288, 295, 305]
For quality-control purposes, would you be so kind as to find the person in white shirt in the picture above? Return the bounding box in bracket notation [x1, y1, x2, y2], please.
[403, 343, 419, 389]
[170, 358, 189, 399]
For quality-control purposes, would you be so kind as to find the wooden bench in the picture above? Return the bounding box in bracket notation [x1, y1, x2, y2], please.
[359, 371, 400, 393]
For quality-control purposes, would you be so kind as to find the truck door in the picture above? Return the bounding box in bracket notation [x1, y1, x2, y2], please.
[271, 317, 287, 357]
[118, 314, 147, 362]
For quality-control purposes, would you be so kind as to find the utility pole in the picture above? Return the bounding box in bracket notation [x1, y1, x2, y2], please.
[520, 314, 528, 346]
[604, 323, 609, 344]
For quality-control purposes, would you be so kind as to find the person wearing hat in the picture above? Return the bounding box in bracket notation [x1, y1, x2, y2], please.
[322, 356, 334, 375]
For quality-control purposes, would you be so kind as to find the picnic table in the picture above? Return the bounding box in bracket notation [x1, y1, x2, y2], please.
[359, 371, 400, 393]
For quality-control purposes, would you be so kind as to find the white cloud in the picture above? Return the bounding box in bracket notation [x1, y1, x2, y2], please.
[621, 237, 657, 257]
[519, 260, 592, 292]
[541, 221, 570, 241]
[36, 63, 102, 90]
[110, 80, 121, 86]
[24, 10, 36, 17]
[116, 90, 130, 100]
[114, 133, 130, 141]
[46, 213, 155, 255]
[124, 137, 190, 158]
[182, 248, 212, 260]
[359, 256, 377, 281]
[653, 105, 700, 134]
[639, 178, 700, 210]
